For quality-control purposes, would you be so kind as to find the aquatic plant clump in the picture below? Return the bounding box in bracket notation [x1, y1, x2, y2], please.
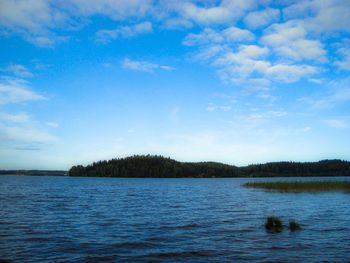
[265, 216, 283, 232]
[289, 220, 301, 231]
[243, 181, 350, 192]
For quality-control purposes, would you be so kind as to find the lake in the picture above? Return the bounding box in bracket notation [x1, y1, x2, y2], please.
[1, 175, 350, 262]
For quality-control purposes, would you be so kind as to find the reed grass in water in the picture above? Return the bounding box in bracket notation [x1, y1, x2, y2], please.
[243, 181, 350, 192]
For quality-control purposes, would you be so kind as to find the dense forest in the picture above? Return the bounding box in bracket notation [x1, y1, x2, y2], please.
[68, 155, 350, 178]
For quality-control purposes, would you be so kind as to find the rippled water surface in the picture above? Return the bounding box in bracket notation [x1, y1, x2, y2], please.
[1, 176, 350, 262]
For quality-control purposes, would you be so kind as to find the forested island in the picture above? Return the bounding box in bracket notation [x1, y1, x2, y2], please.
[68, 155, 350, 178]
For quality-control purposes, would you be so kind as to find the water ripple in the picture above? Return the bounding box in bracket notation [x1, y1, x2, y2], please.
[0, 175, 350, 262]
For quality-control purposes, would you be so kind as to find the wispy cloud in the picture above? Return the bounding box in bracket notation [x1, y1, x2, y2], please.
[169, 107, 180, 125]
[121, 58, 175, 73]
[183, 27, 254, 46]
[0, 78, 47, 104]
[244, 8, 280, 29]
[322, 119, 349, 129]
[295, 126, 312, 133]
[0, 124, 57, 144]
[0, 112, 30, 123]
[0, 74, 55, 152]
[46, 122, 59, 128]
[298, 78, 350, 109]
[95, 21, 152, 43]
[1, 64, 33, 77]
[0, 0, 152, 47]
[241, 110, 288, 127]
[66, 0, 152, 20]
[335, 41, 350, 71]
[206, 104, 231, 112]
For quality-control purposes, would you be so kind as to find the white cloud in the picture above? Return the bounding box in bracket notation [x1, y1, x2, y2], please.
[27, 35, 69, 48]
[214, 45, 269, 81]
[66, 0, 152, 20]
[235, 44, 270, 58]
[335, 43, 350, 71]
[0, 112, 30, 123]
[261, 20, 326, 61]
[121, 58, 175, 73]
[183, 28, 224, 46]
[183, 26, 254, 46]
[214, 44, 317, 84]
[283, 0, 350, 33]
[1, 0, 348, 53]
[193, 44, 226, 61]
[162, 18, 193, 30]
[0, 79, 47, 104]
[95, 21, 152, 43]
[3, 0, 257, 46]
[0, 0, 66, 31]
[174, 0, 257, 25]
[1, 64, 33, 77]
[264, 63, 318, 83]
[0, 0, 152, 47]
[186, 29, 319, 90]
[222, 26, 255, 42]
[182, 20, 322, 89]
[0, 0, 68, 47]
[244, 8, 280, 29]
[179, 3, 232, 25]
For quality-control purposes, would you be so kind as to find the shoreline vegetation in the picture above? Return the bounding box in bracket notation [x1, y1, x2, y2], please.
[244, 181, 350, 192]
[67, 155, 350, 178]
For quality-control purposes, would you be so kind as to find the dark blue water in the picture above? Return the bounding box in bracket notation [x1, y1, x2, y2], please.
[1, 176, 350, 262]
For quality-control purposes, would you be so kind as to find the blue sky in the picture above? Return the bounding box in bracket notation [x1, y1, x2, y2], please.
[0, 0, 350, 169]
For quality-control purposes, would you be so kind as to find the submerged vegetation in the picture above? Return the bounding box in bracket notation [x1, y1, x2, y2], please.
[289, 220, 301, 231]
[265, 216, 283, 232]
[265, 217, 301, 233]
[244, 181, 350, 192]
[69, 155, 350, 177]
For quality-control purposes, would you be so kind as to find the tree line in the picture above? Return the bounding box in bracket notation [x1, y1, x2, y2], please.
[68, 155, 350, 177]
[0, 170, 66, 176]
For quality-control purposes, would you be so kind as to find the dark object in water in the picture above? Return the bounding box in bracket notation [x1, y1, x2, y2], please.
[265, 216, 283, 232]
[289, 220, 301, 231]
[243, 181, 350, 192]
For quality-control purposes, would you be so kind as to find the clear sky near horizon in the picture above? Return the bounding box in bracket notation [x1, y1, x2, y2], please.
[0, 0, 350, 170]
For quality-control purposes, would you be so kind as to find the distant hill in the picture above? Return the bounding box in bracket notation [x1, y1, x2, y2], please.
[0, 170, 67, 176]
[68, 155, 350, 178]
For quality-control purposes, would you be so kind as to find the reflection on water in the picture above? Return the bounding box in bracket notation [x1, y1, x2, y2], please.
[1, 176, 350, 262]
